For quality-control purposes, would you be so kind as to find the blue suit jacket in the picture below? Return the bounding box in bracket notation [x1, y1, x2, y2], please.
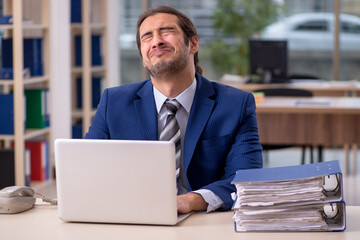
[85, 73, 263, 210]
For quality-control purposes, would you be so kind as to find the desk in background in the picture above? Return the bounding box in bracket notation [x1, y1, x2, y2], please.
[222, 80, 360, 97]
[256, 97, 360, 175]
[0, 201, 359, 240]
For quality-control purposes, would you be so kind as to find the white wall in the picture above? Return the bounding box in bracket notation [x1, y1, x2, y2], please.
[50, 0, 72, 144]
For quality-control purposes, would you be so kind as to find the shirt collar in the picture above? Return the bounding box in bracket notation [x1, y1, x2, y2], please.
[153, 77, 197, 114]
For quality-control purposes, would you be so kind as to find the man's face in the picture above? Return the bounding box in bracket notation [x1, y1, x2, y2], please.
[139, 13, 197, 78]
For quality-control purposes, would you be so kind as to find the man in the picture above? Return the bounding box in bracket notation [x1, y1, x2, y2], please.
[85, 6, 263, 213]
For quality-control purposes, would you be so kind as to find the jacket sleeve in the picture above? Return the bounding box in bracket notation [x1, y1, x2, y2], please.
[201, 92, 263, 210]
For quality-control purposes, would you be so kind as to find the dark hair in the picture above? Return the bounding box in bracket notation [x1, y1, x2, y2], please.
[136, 5, 203, 75]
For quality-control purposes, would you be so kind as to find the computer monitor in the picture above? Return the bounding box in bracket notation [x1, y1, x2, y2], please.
[249, 39, 288, 83]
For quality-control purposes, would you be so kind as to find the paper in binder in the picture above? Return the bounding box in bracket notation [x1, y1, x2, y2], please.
[231, 160, 346, 232]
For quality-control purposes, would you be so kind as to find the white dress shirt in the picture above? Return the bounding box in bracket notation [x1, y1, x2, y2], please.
[153, 78, 224, 212]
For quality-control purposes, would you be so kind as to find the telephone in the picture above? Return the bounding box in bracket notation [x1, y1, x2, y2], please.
[0, 186, 36, 214]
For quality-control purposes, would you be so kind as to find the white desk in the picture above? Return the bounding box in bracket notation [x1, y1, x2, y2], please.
[0, 201, 359, 240]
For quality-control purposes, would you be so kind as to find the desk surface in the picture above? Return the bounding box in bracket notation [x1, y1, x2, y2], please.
[222, 80, 360, 97]
[0, 201, 359, 240]
[256, 97, 360, 114]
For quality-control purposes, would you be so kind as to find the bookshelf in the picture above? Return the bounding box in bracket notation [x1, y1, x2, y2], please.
[70, 0, 119, 137]
[0, 0, 51, 186]
[0, 0, 119, 187]
[71, 0, 118, 137]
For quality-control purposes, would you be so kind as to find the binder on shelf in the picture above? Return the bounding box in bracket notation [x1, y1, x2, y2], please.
[231, 160, 346, 232]
[0, 68, 31, 80]
[0, 94, 15, 134]
[1, 68, 16, 80]
[2, 38, 43, 77]
[76, 77, 103, 108]
[75, 35, 103, 66]
[72, 121, 83, 139]
[25, 148, 31, 186]
[45, 141, 49, 180]
[25, 89, 50, 129]
[7, 143, 31, 187]
[25, 140, 49, 181]
[71, 0, 82, 23]
[0, 15, 13, 24]
[0, 149, 15, 189]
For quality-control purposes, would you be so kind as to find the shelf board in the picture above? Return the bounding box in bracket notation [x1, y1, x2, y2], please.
[0, 24, 49, 30]
[0, 127, 50, 141]
[0, 76, 50, 86]
[23, 76, 50, 85]
[71, 23, 106, 30]
[0, 24, 13, 30]
[71, 66, 106, 74]
[24, 128, 51, 140]
[23, 24, 49, 30]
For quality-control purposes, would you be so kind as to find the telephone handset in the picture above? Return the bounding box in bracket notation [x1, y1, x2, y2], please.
[0, 186, 36, 214]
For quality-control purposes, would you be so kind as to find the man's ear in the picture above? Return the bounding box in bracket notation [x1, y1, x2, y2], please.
[189, 36, 199, 54]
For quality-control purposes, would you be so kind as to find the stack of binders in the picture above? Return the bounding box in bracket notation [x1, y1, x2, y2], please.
[231, 160, 346, 232]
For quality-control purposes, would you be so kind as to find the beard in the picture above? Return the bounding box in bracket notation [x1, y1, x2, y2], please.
[145, 46, 189, 78]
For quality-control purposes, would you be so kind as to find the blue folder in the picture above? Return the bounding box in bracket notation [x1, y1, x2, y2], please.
[232, 160, 346, 232]
[232, 160, 342, 183]
[0, 15, 13, 24]
[76, 77, 103, 109]
[0, 94, 14, 134]
[71, 0, 82, 23]
[74, 35, 102, 66]
[1, 38, 43, 77]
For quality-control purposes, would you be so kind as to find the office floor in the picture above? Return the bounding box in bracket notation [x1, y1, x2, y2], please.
[33, 147, 360, 206]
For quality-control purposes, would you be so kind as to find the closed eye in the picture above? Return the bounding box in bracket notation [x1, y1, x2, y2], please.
[141, 32, 152, 42]
[160, 26, 175, 34]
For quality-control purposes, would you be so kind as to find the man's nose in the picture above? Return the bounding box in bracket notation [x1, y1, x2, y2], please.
[152, 34, 164, 49]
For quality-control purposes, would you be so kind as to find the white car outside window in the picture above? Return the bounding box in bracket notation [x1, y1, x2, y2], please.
[262, 13, 360, 52]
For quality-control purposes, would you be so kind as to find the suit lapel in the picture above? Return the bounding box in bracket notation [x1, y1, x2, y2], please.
[134, 80, 158, 140]
[184, 74, 215, 172]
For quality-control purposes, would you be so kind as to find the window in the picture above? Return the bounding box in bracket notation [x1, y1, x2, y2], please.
[295, 21, 328, 32]
[341, 21, 360, 34]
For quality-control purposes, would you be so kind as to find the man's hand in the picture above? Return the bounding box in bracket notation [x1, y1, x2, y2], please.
[177, 192, 208, 214]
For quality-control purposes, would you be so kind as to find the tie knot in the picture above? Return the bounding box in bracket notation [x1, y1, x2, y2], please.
[164, 99, 181, 115]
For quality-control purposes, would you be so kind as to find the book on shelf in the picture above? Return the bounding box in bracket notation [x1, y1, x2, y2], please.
[1, 38, 43, 77]
[71, 0, 82, 23]
[231, 160, 346, 232]
[74, 35, 103, 66]
[25, 89, 50, 129]
[76, 77, 104, 108]
[0, 15, 13, 24]
[0, 15, 33, 25]
[0, 94, 15, 134]
[25, 140, 49, 182]
[0, 68, 31, 80]
[25, 148, 31, 186]
[6, 143, 31, 186]
[0, 149, 15, 189]
[0, 93, 26, 134]
[72, 121, 83, 139]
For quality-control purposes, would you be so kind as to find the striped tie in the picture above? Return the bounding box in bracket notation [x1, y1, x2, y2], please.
[159, 99, 181, 185]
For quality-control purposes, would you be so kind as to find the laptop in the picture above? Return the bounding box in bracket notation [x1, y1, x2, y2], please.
[55, 139, 189, 225]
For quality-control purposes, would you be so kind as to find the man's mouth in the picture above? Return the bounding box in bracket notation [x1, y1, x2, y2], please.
[149, 46, 174, 58]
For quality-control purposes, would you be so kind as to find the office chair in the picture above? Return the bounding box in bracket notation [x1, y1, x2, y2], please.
[288, 74, 320, 80]
[254, 88, 323, 165]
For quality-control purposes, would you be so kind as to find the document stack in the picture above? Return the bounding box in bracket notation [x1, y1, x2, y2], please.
[231, 160, 346, 232]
